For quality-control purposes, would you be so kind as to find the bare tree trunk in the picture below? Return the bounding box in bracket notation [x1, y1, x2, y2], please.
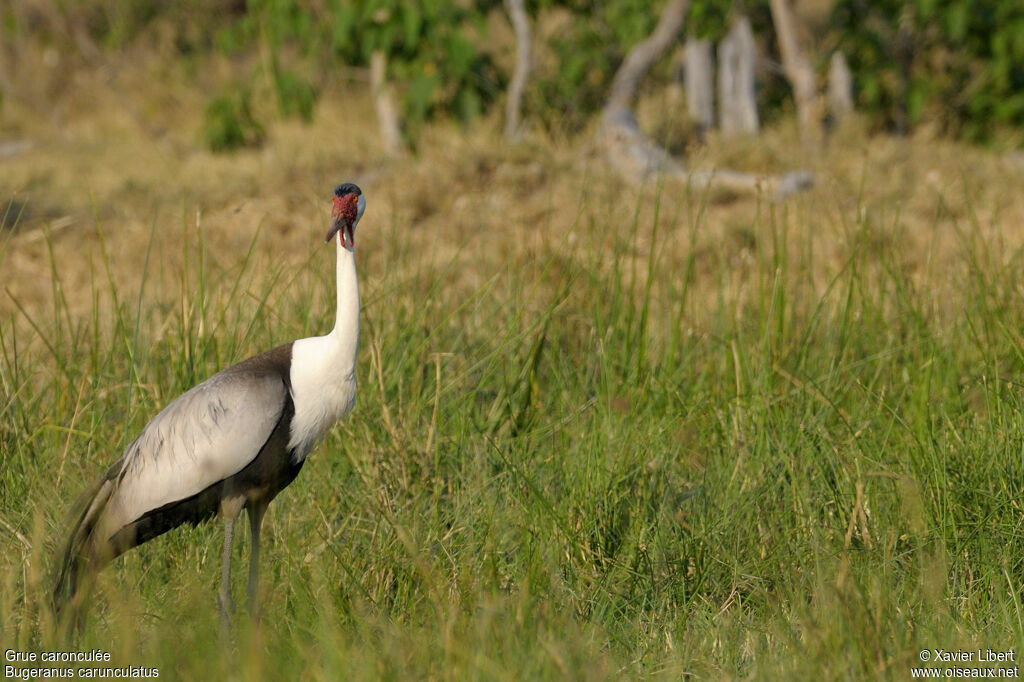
[598, 2, 811, 199]
[827, 51, 854, 124]
[684, 38, 714, 133]
[370, 50, 405, 157]
[769, 0, 821, 142]
[503, 0, 532, 139]
[717, 17, 759, 135]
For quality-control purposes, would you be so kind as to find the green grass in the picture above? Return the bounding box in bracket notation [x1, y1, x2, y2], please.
[1, 180, 1022, 680]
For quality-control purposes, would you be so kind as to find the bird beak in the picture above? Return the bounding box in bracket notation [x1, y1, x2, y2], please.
[325, 216, 353, 248]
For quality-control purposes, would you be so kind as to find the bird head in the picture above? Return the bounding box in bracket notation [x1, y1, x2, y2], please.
[325, 183, 365, 249]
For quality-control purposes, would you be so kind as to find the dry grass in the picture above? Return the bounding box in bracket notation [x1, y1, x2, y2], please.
[4, 44, 1023, 331]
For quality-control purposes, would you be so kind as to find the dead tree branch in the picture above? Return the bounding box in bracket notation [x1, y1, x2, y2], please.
[370, 50, 406, 157]
[684, 38, 714, 134]
[769, 0, 822, 142]
[503, 0, 532, 139]
[605, 0, 691, 117]
[827, 51, 854, 124]
[718, 17, 759, 134]
[599, 0, 812, 200]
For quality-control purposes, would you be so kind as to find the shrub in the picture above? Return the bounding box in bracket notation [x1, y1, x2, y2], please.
[203, 88, 266, 152]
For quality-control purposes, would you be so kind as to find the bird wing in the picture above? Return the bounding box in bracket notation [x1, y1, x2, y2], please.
[102, 368, 289, 535]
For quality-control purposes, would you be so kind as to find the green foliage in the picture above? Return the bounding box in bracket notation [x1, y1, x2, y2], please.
[212, 0, 501, 143]
[202, 87, 265, 152]
[5, 0, 1021, 147]
[271, 60, 318, 122]
[830, 0, 1024, 142]
[686, 0, 732, 40]
[211, 4, 322, 126]
[326, 0, 501, 139]
[530, 0, 660, 132]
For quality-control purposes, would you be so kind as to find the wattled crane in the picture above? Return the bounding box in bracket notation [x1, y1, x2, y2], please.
[53, 183, 366, 629]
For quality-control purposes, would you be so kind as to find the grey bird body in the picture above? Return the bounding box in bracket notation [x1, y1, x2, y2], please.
[53, 184, 367, 626]
[54, 345, 300, 601]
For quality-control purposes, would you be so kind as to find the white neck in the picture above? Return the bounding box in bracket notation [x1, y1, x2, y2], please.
[331, 237, 360, 364]
[286, 236, 360, 461]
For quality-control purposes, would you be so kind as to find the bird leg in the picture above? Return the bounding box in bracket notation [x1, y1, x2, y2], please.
[217, 517, 235, 633]
[247, 503, 267, 621]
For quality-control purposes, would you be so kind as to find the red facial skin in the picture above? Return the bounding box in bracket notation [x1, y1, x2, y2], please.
[328, 193, 360, 247]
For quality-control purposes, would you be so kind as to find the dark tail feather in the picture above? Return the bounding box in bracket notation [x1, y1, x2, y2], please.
[52, 473, 116, 619]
